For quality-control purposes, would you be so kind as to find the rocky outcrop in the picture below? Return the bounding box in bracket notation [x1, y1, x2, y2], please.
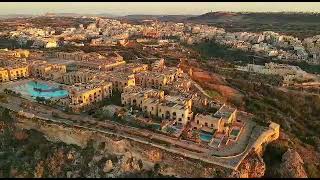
[16, 118, 94, 148]
[119, 152, 142, 173]
[280, 149, 308, 178]
[146, 149, 162, 163]
[233, 151, 266, 178]
[103, 160, 113, 173]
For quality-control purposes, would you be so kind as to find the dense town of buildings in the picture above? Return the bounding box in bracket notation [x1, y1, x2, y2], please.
[4, 17, 320, 65]
[237, 62, 317, 84]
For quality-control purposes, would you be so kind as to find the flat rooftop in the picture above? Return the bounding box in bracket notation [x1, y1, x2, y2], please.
[214, 104, 236, 118]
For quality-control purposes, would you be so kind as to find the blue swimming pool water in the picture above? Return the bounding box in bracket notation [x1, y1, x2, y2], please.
[199, 131, 213, 142]
[14, 81, 68, 100]
[163, 124, 183, 134]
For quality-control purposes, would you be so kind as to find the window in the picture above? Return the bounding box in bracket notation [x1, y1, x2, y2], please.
[178, 118, 182, 121]
[211, 124, 213, 127]
[197, 120, 199, 124]
[205, 122, 208, 127]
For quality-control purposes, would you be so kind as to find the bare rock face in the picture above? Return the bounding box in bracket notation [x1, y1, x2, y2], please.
[103, 160, 113, 173]
[33, 161, 44, 178]
[228, 170, 240, 178]
[66, 150, 76, 161]
[235, 151, 266, 178]
[120, 152, 142, 173]
[280, 149, 308, 178]
[146, 149, 162, 163]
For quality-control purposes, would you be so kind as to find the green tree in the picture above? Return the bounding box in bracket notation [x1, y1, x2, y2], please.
[35, 97, 46, 103]
[0, 108, 13, 124]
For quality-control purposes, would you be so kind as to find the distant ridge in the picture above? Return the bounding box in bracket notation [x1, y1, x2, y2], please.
[117, 14, 196, 22]
[0, 14, 36, 19]
[186, 11, 320, 24]
[1, 11, 320, 23]
[0, 13, 116, 19]
[43, 12, 116, 17]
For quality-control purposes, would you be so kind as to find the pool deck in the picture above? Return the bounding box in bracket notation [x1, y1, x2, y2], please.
[5, 78, 69, 100]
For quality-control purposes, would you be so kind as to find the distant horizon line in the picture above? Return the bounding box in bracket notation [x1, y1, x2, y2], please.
[1, 10, 320, 17]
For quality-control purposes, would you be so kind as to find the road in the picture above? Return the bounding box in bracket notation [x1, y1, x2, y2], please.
[0, 94, 255, 170]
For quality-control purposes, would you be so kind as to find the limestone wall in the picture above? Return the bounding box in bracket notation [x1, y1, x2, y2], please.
[16, 117, 94, 148]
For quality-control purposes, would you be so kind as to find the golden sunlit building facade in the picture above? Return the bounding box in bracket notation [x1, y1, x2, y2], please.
[68, 81, 113, 112]
[0, 68, 9, 82]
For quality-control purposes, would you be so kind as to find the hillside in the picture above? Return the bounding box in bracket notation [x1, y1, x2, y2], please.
[187, 12, 320, 24]
[186, 12, 320, 38]
[116, 12, 320, 38]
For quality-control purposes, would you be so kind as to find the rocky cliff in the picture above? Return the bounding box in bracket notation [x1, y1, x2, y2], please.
[230, 151, 266, 178]
[8, 116, 233, 178]
[280, 149, 308, 178]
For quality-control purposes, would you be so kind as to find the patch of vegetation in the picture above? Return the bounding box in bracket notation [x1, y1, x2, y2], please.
[0, 37, 20, 49]
[205, 90, 221, 98]
[228, 78, 320, 147]
[288, 61, 320, 74]
[188, 41, 320, 74]
[3, 89, 22, 97]
[99, 90, 122, 107]
[0, 93, 8, 103]
[185, 41, 255, 63]
[263, 140, 290, 178]
[35, 97, 46, 103]
[192, 106, 218, 115]
[0, 107, 13, 124]
[305, 163, 320, 178]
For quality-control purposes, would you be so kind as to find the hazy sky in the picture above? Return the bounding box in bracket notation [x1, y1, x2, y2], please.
[1, 2, 320, 15]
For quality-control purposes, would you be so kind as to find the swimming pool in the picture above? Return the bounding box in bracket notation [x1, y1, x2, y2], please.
[199, 131, 213, 142]
[230, 129, 240, 137]
[13, 81, 69, 100]
[163, 124, 182, 134]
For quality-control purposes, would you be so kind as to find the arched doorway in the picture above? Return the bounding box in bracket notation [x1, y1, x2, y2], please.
[165, 111, 170, 119]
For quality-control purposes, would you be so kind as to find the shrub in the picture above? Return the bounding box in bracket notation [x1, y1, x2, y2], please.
[304, 163, 320, 178]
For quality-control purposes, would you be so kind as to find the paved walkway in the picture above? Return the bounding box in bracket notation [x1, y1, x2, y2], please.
[192, 80, 213, 99]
